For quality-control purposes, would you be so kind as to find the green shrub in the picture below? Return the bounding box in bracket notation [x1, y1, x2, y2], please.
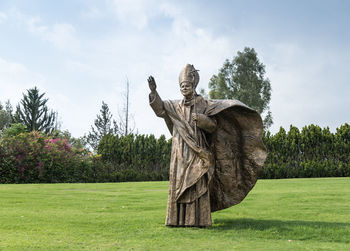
[1, 123, 27, 137]
[261, 123, 350, 179]
[0, 131, 96, 183]
[97, 133, 171, 181]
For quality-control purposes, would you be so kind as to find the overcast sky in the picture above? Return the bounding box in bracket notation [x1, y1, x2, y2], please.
[0, 0, 349, 138]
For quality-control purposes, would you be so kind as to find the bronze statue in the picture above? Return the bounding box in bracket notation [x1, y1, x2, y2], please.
[148, 64, 267, 227]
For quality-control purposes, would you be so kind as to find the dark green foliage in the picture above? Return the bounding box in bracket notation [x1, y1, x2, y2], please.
[209, 47, 272, 129]
[1, 123, 27, 138]
[86, 101, 119, 150]
[97, 133, 171, 181]
[14, 87, 56, 134]
[261, 124, 350, 178]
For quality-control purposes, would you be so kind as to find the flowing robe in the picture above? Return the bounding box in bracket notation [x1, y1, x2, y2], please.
[149, 92, 267, 227]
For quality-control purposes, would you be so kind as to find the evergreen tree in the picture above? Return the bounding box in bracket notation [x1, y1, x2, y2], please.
[209, 47, 273, 129]
[0, 100, 13, 132]
[14, 87, 56, 133]
[87, 101, 119, 150]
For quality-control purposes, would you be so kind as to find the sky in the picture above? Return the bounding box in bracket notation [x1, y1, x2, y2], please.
[0, 0, 349, 138]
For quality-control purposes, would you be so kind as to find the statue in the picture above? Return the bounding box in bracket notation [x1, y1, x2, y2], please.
[148, 64, 267, 227]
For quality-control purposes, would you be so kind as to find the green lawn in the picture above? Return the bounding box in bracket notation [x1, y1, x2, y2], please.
[0, 178, 349, 250]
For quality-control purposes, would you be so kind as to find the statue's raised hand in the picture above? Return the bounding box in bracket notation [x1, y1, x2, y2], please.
[148, 76, 157, 92]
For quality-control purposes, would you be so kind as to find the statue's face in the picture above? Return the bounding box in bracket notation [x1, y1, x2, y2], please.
[180, 81, 194, 98]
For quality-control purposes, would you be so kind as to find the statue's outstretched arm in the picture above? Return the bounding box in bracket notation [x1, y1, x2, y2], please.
[148, 76, 173, 134]
[148, 76, 165, 117]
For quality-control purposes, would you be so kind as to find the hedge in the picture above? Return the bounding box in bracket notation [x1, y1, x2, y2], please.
[260, 124, 350, 178]
[1, 124, 349, 183]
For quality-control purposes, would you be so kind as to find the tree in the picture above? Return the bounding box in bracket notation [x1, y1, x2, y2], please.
[208, 47, 273, 129]
[14, 87, 57, 133]
[0, 100, 13, 133]
[118, 78, 135, 136]
[86, 101, 119, 150]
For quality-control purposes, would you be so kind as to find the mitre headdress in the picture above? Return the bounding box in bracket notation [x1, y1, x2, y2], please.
[179, 64, 200, 88]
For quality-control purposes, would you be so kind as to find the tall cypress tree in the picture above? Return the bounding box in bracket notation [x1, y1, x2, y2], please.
[14, 87, 56, 134]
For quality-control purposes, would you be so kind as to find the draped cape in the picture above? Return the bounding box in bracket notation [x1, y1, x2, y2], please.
[205, 99, 267, 212]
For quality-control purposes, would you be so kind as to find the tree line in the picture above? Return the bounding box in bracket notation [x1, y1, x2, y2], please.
[96, 124, 350, 181]
[1, 123, 349, 183]
[261, 124, 350, 178]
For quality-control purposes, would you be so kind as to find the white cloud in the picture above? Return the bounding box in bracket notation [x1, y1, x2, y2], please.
[27, 17, 79, 53]
[81, 6, 103, 19]
[265, 42, 350, 133]
[46, 23, 79, 52]
[109, 0, 150, 29]
[159, 2, 181, 17]
[27, 16, 48, 34]
[0, 12, 7, 23]
[0, 57, 46, 105]
[4, 9, 80, 53]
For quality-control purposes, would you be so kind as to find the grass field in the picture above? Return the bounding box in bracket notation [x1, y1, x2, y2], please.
[0, 178, 349, 250]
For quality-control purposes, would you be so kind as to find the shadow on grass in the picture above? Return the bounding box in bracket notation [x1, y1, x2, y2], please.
[211, 218, 350, 243]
